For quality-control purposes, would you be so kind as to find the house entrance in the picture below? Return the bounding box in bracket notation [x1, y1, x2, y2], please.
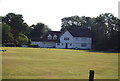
[65, 43, 68, 48]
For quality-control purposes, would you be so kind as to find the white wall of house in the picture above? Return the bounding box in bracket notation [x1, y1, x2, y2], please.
[56, 31, 92, 49]
[73, 37, 92, 49]
[22, 45, 28, 47]
[73, 37, 92, 43]
[56, 31, 74, 48]
[56, 43, 73, 48]
[31, 41, 44, 47]
[42, 42, 56, 48]
[60, 31, 74, 43]
[31, 41, 56, 48]
[31, 31, 92, 49]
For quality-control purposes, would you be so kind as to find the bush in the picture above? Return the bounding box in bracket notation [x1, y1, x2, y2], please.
[28, 44, 39, 48]
[3, 43, 15, 47]
[16, 44, 22, 47]
[3, 43, 23, 47]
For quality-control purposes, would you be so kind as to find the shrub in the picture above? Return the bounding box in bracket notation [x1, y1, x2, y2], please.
[28, 44, 39, 48]
[16, 44, 22, 47]
[3, 43, 15, 47]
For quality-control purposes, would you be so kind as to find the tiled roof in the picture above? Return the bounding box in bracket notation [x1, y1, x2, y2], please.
[42, 31, 61, 42]
[30, 27, 92, 42]
[67, 27, 92, 37]
[29, 37, 43, 41]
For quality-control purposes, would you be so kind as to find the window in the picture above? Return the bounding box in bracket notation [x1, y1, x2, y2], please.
[75, 38, 78, 41]
[48, 34, 52, 40]
[81, 43, 87, 47]
[70, 43, 72, 46]
[64, 37, 69, 40]
[53, 35, 57, 40]
[48, 37, 52, 40]
[81, 38, 87, 41]
[57, 43, 60, 45]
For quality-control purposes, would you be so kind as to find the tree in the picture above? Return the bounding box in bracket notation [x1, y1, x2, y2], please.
[61, 15, 93, 31]
[28, 22, 51, 38]
[61, 13, 119, 51]
[92, 13, 119, 51]
[3, 13, 28, 32]
[16, 33, 29, 44]
[2, 13, 29, 35]
[2, 23, 13, 44]
[2, 13, 30, 44]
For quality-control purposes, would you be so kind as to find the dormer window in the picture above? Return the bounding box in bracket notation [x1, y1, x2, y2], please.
[53, 35, 57, 40]
[64, 37, 69, 40]
[48, 34, 52, 40]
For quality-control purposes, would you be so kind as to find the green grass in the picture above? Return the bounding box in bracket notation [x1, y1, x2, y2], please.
[1, 47, 118, 79]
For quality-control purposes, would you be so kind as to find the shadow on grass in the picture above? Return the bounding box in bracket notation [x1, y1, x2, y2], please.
[1, 79, 119, 81]
[85, 50, 120, 53]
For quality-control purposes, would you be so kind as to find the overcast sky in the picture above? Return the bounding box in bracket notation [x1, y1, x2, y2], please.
[0, 0, 119, 31]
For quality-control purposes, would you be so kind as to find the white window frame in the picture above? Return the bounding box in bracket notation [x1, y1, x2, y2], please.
[64, 37, 70, 40]
[48, 34, 52, 40]
[53, 35, 57, 40]
[57, 43, 60, 45]
[81, 43, 87, 47]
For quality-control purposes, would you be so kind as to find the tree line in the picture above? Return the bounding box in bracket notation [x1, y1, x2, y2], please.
[2, 13, 51, 46]
[1, 13, 120, 51]
[61, 13, 119, 51]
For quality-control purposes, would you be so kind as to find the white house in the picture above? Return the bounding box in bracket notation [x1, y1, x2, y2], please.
[31, 27, 92, 49]
[31, 31, 61, 48]
[29, 37, 43, 47]
[56, 27, 92, 49]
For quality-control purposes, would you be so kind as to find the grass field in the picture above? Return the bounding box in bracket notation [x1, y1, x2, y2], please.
[1, 47, 118, 79]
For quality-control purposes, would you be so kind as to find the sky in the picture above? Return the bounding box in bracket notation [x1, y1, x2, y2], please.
[0, 0, 119, 31]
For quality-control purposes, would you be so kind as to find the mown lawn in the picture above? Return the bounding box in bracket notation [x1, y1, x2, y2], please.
[1, 47, 118, 79]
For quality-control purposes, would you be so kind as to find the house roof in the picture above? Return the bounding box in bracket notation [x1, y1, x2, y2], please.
[30, 27, 92, 42]
[29, 37, 43, 41]
[42, 31, 61, 42]
[66, 27, 92, 37]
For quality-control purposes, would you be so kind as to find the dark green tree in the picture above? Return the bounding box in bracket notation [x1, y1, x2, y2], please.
[92, 13, 119, 50]
[2, 13, 30, 44]
[61, 15, 93, 31]
[16, 33, 29, 44]
[61, 13, 119, 51]
[2, 23, 13, 44]
[3, 13, 29, 34]
[28, 22, 51, 38]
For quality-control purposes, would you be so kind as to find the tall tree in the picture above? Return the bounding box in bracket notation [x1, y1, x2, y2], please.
[16, 33, 29, 44]
[92, 13, 119, 50]
[2, 13, 29, 35]
[2, 23, 13, 44]
[2, 13, 30, 44]
[61, 13, 119, 51]
[61, 15, 93, 31]
[28, 22, 51, 38]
